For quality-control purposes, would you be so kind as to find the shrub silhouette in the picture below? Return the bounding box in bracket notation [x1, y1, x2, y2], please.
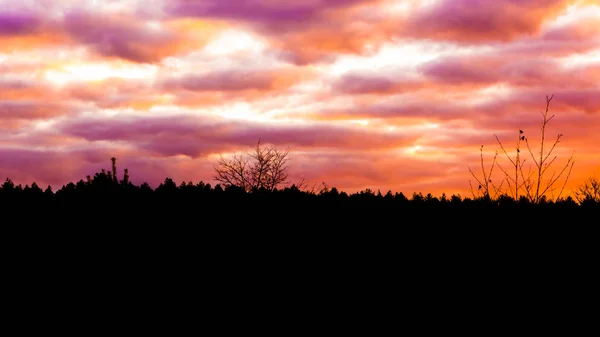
[470, 95, 575, 203]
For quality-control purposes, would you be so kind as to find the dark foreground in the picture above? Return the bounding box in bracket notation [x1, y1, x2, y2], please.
[2, 176, 597, 255]
[3, 184, 597, 316]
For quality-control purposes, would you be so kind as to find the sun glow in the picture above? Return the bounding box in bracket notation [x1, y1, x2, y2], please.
[212, 102, 277, 123]
[204, 29, 268, 56]
[44, 62, 158, 86]
[405, 145, 423, 155]
[326, 42, 442, 77]
[559, 48, 600, 68]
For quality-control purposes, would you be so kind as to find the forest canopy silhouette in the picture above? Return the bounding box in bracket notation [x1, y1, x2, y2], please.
[1, 143, 598, 225]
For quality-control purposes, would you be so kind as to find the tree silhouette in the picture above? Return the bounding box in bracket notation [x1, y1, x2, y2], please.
[575, 177, 600, 203]
[497, 95, 574, 203]
[470, 95, 575, 203]
[213, 139, 290, 192]
[111, 157, 118, 183]
[0, 152, 597, 226]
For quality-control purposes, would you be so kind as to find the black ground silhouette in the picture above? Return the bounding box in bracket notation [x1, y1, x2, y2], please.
[2, 161, 597, 299]
[1, 160, 597, 227]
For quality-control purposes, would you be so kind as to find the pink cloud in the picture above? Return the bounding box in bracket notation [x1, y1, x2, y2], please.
[165, 0, 370, 29]
[491, 17, 600, 57]
[419, 57, 501, 85]
[0, 11, 44, 36]
[156, 67, 317, 105]
[418, 54, 600, 89]
[478, 88, 600, 116]
[61, 11, 184, 63]
[542, 17, 600, 42]
[161, 70, 284, 92]
[164, 0, 388, 64]
[402, 0, 573, 43]
[56, 114, 419, 158]
[316, 97, 473, 121]
[0, 100, 77, 120]
[62, 79, 159, 109]
[331, 73, 421, 94]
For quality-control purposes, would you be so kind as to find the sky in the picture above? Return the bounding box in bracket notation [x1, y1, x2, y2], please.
[1, 0, 599, 197]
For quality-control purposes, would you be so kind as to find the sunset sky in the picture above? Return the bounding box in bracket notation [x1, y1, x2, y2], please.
[1, 0, 599, 197]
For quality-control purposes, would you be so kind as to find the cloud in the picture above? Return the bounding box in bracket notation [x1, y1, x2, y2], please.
[160, 69, 296, 92]
[0, 11, 44, 36]
[402, 0, 574, 43]
[61, 11, 188, 63]
[555, 89, 600, 114]
[155, 65, 318, 105]
[0, 79, 55, 102]
[62, 78, 161, 109]
[0, 100, 78, 120]
[56, 114, 419, 157]
[165, 0, 369, 27]
[0, 9, 65, 50]
[418, 54, 600, 89]
[477, 88, 600, 116]
[164, 0, 388, 64]
[485, 18, 600, 60]
[331, 72, 421, 94]
[315, 95, 473, 121]
[419, 56, 500, 85]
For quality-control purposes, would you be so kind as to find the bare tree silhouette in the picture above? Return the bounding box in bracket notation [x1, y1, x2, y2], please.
[213, 139, 290, 192]
[575, 176, 600, 203]
[470, 95, 575, 203]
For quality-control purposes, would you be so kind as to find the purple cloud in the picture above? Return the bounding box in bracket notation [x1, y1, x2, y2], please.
[56, 114, 418, 158]
[403, 0, 572, 43]
[0, 11, 42, 35]
[161, 71, 278, 92]
[165, 0, 365, 25]
[61, 11, 180, 63]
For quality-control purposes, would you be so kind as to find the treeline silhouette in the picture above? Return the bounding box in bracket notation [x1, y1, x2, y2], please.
[1, 160, 597, 225]
[3, 159, 598, 286]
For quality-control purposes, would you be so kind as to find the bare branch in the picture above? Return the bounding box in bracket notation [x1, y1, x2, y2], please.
[468, 145, 498, 199]
[495, 134, 516, 167]
[575, 176, 600, 203]
[213, 139, 291, 192]
[476, 94, 574, 204]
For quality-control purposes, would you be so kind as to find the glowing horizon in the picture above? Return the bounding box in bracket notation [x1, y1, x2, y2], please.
[1, 0, 599, 197]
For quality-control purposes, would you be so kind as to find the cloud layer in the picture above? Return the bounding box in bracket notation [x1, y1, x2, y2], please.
[1, 0, 600, 197]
